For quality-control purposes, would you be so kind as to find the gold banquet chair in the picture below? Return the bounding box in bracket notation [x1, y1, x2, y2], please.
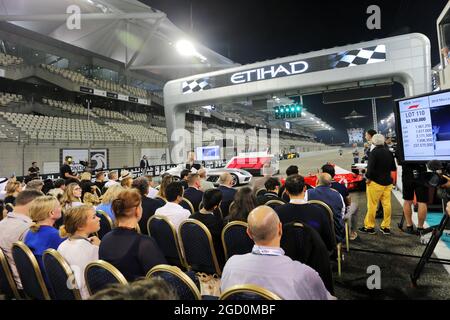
[307, 200, 344, 276]
[219, 284, 282, 300]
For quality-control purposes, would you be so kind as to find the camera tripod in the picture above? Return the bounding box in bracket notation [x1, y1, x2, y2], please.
[410, 196, 450, 286]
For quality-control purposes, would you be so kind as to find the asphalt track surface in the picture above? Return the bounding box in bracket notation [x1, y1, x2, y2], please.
[253, 148, 450, 299]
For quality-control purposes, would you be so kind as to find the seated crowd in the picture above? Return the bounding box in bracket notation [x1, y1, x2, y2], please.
[0, 162, 360, 301]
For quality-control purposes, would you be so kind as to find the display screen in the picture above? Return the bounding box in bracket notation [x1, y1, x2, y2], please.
[196, 146, 221, 161]
[396, 90, 450, 162]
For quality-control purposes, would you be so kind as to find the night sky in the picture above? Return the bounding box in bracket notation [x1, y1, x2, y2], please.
[140, 0, 448, 143]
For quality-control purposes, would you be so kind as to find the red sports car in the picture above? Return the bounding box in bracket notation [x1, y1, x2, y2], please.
[303, 164, 365, 191]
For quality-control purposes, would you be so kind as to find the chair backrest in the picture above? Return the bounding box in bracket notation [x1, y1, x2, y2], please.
[265, 199, 285, 209]
[42, 249, 81, 300]
[12, 241, 51, 300]
[179, 219, 222, 275]
[255, 188, 267, 197]
[228, 201, 236, 214]
[155, 196, 167, 205]
[0, 248, 21, 299]
[180, 198, 195, 214]
[84, 260, 128, 296]
[281, 222, 335, 294]
[146, 264, 201, 300]
[280, 222, 307, 259]
[307, 200, 336, 241]
[96, 210, 113, 239]
[5, 203, 14, 212]
[147, 216, 185, 268]
[220, 284, 282, 300]
[221, 221, 253, 260]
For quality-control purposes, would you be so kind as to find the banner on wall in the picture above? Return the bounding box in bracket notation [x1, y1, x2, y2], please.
[61, 149, 108, 173]
[43, 162, 60, 174]
[141, 148, 169, 165]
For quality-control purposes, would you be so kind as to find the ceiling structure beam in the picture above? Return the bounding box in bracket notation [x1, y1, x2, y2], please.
[0, 12, 165, 22]
[125, 15, 166, 71]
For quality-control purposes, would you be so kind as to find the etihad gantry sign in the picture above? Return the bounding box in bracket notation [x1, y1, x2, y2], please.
[165, 34, 431, 163]
[182, 45, 387, 94]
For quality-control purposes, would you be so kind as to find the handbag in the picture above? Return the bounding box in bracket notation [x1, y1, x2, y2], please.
[196, 272, 221, 297]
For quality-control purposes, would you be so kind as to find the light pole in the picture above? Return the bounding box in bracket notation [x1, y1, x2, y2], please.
[86, 98, 92, 171]
[371, 98, 378, 132]
[86, 98, 91, 122]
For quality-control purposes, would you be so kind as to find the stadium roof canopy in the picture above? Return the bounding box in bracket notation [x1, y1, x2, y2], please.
[0, 0, 237, 79]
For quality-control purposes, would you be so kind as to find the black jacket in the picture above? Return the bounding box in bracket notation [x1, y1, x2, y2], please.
[275, 203, 335, 251]
[218, 185, 237, 216]
[256, 191, 285, 206]
[184, 187, 204, 212]
[99, 228, 167, 281]
[139, 197, 165, 235]
[281, 222, 334, 295]
[180, 180, 189, 190]
[366, 145, 397, 186]
[140, 159, 149, 169]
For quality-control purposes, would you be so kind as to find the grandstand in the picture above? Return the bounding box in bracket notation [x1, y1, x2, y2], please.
[0, 52, 24, 66]
[40, 64, 96, 87]
[0, 112, 125, 142]
[91, 108, 131, 122]
[0, 0, 330, 177]
[0, 92, 23, 106]
[123, 110, 148, 122]
[2, 0, 450, 306]
[105, 121, 166, 143]
[42, 99, 98, 118]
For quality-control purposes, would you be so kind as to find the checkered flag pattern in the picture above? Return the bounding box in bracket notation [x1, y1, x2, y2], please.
[331, 45, 386, 68]
[182, 78, 211, 94]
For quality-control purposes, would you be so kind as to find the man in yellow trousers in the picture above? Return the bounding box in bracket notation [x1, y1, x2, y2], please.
[359, 134, 397, 235]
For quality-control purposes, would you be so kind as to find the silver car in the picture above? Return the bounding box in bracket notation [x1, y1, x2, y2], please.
[162, 164, 252, 187]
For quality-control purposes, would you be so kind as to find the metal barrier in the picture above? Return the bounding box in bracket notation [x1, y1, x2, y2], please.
[16, 160, 227, 182]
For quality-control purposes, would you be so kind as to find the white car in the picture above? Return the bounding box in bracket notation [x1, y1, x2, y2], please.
[162, 164, 252, 187]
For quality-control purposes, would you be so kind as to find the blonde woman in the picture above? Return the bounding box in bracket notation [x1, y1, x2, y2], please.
[24, 196, 65, 272]
[156, 175, 173, 204]
[58, 205, 100, 299]
[96, 185, 124, 221]
[61, 183, 83, 211]
[4, 181, 23, 212]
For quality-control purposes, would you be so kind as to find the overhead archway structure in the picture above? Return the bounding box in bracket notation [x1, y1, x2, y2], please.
[164, 33, 431, 163]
